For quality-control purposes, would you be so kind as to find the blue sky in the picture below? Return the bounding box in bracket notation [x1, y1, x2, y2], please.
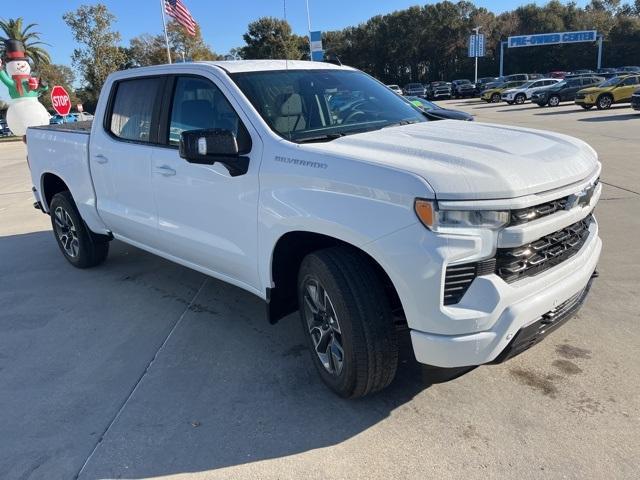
[2, 0, 588, 100]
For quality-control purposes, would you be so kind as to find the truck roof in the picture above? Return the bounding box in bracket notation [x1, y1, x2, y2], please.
[201, 60, 354, 73]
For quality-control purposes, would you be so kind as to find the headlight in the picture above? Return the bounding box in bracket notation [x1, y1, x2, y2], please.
[414, 199, 510, 231]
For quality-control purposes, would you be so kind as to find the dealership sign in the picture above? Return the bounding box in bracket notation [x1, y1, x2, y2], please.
[310, 31, 324, 61]
[508, 30, 598, 48]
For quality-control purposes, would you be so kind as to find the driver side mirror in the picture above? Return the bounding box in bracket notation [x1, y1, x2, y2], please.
[179, 128, 250, 177]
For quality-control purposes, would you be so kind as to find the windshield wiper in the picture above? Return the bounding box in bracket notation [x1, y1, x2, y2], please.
[382, 119, 421, 129]
[296, 133, 346, 143]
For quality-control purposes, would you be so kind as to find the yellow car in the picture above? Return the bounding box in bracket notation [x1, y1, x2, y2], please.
[481, 81, 527, 103]
[575, 74, 640, 110]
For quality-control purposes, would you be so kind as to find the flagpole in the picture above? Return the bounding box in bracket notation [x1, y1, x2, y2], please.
[160, 0, 172, 64]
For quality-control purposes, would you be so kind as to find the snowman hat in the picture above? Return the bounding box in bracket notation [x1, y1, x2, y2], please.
[4, 39, 28, 62]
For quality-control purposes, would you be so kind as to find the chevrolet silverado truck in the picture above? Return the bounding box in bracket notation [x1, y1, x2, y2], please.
[26, 61, 602, 398]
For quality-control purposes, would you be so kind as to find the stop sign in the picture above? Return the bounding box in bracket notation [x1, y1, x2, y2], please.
[50, 86, 71, 116]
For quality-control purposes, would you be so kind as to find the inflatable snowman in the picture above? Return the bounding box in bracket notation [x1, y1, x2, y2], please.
[0, 39, 50, 136]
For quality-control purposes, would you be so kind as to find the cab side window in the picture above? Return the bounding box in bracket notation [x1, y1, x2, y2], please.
[109, 77, 163, 143]
[168, 76, 248, 148]
[622, 77, 639, 86]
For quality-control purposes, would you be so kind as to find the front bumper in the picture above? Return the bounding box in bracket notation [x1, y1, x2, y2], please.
[409, 221, 601, 367]
[631, 95, 640, 110]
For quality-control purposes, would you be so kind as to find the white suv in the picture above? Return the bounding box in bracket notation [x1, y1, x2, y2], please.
[502, 78, 561, 104]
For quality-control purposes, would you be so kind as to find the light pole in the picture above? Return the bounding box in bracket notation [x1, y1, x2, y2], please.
[472, 26, 481, 84]
[306, 0, 313, 60]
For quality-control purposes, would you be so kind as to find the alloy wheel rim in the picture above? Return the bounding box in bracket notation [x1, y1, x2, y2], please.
[600, 97, 611, 108]
[550, 96, 559, 106]
[53, 206, 79, 258]
[302, 278, 344, 376]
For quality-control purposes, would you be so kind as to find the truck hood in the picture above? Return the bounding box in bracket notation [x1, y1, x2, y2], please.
[306, 121, 598, 200]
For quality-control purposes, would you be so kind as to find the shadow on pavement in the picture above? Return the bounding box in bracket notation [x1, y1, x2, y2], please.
[578, 113, 639, 122]
[0, 231, 472, 479]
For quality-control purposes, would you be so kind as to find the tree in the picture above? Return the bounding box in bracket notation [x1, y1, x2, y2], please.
[35, 63, 78, 112]
[240, 17, 305, 60]
[63, 4, 128, 106]
[0, 17, 51, 66]
[127, 21, 220, 67]
[127, 33, 169, 67]
[167, 22, 221, 61]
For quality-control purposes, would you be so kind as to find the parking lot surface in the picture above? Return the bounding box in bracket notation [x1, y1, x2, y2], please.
[1, 100, 639, 479]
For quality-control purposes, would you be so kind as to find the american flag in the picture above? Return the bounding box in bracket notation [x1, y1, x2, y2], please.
[164, 0, 197, 36]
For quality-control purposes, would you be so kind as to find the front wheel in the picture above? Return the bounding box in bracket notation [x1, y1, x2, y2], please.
[596, 95, 613, 110]
[515, 93, 526, 104]
[548, 95, 561, 107]
[50, 191, 110, 268]
[581, 105, 593, 110]
[298, 247, 398, 398]
[491, 93, 501, 103]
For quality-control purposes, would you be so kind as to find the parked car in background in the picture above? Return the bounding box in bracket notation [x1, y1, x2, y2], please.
[406, 96, 474, 121]
[501, 78, 561, 104]
[72, 112, 95, 122]
[387, 84, 403, 95]
[451, 79, 475, 98]
[531, 76, 604, 107]
[632, 88, 640, 111]
[475, 77, 498, 94]
[403, 83, 426, 96]
[428, 81, 452, 99]
[575, 74, 640, 110]
[505, 73, 543, 82]
[596, 68, 617, 75]
[0, 118, 12, 136]
[547, 71, 568, 79]
[616, 66, 640, 73]
[569, 69, 594, 75]
[481, 80, 527, 103]
[49, 114, 78, 125]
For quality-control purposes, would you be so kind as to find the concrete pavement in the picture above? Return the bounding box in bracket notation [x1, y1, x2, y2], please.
[0, 101, 639, 479]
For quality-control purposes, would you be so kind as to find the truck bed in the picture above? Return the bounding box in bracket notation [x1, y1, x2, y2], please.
[30, 120, 93, 134]
[27, 121, 107, 235]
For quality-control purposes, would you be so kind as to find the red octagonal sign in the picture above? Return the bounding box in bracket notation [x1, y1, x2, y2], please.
[51, 85, 72, 116]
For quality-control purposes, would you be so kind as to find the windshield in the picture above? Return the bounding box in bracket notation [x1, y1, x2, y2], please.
[232, 69, 427, 143]
[599, 76, 623, 87]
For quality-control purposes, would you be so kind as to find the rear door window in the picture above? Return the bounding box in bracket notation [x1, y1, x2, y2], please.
[109, 77, 163, 143]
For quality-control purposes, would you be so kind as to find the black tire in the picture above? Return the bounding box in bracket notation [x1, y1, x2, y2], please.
[581, 105, 593, 110]
[548, 95, 561, 107]
[506, 101, 514, 105]
[297, 247, 398, 398]
[596, 94, 613, 110]
[515, 93, 526, 104]
[491, 93, 501, 103]
[49, 191, 109, 268]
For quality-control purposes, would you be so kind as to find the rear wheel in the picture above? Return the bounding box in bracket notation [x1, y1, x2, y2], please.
[515, 93, 526, 104]
[548, 95, 561, 107]
[596, 94, 613, 110]
[49, 191, 109, 268]
[298, 247, 398, 398]
[581, 105, 593, 110]
[491, 93, 501, 103]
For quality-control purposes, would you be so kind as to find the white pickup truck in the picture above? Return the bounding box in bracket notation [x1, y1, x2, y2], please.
[26, 60, 602, 398]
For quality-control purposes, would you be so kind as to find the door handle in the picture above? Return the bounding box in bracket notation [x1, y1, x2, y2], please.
[154, 165, 177, 177]
[95, 154, 109, 164]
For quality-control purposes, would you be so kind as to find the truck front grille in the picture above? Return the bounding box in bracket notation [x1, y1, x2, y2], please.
[443, 215, 593, 305]
[495, 215, 592, 283]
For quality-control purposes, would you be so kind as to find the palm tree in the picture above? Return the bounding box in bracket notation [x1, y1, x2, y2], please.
[0, 17, 51, 66]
